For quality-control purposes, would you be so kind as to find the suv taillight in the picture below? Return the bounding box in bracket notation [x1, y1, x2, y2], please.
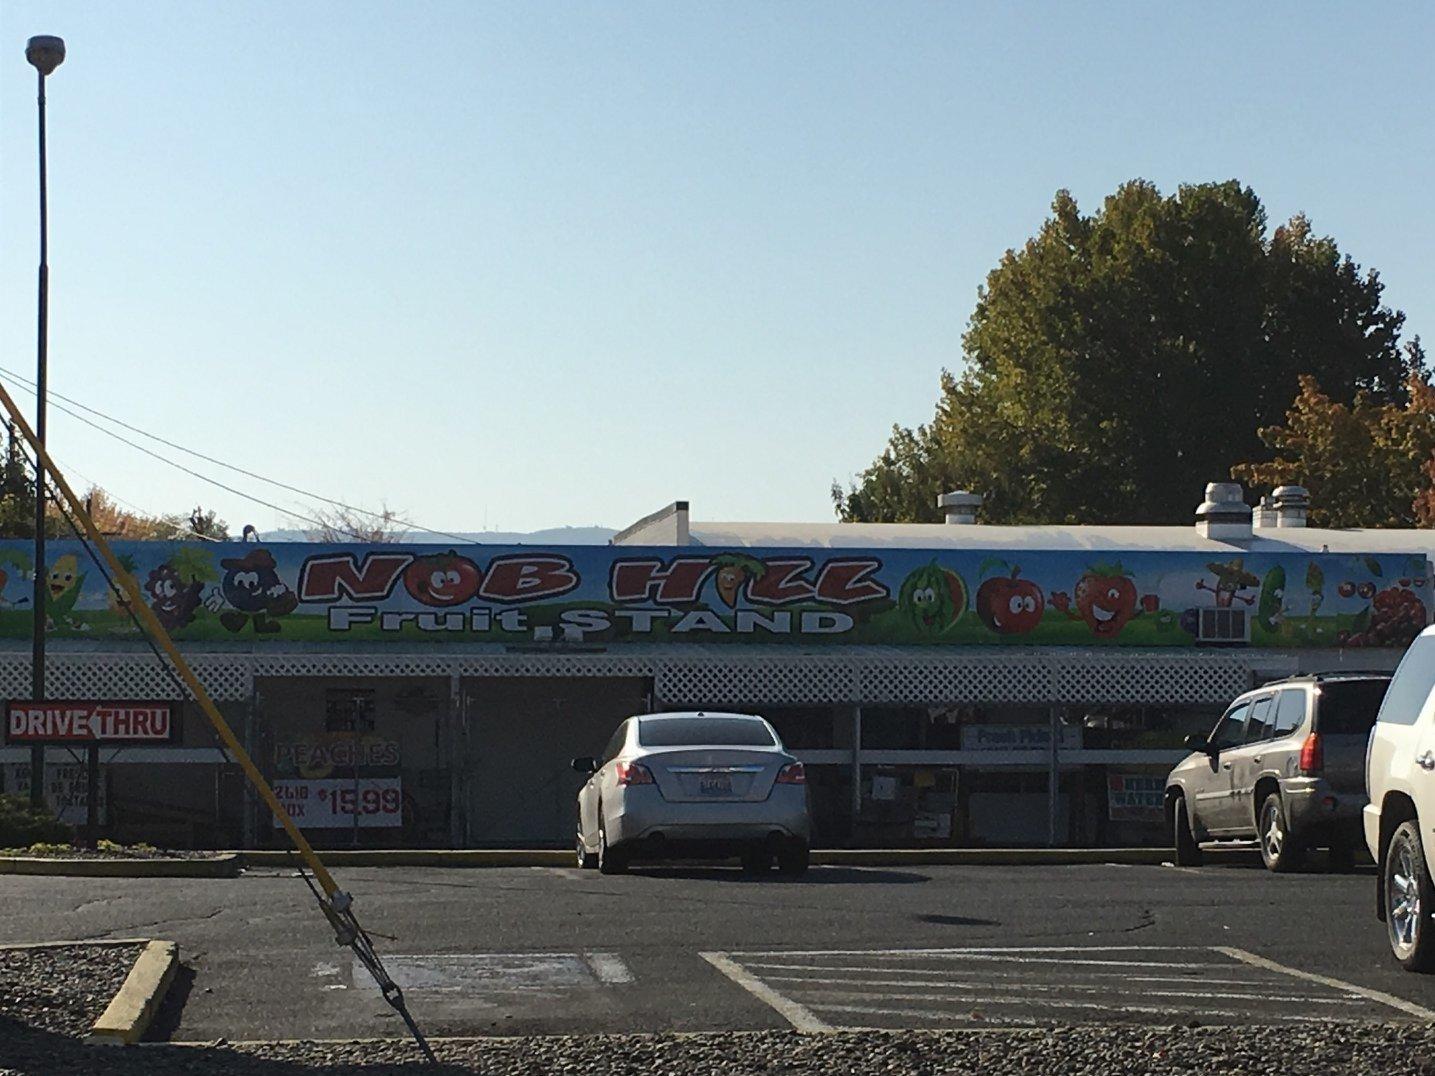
[776, 762, 806, 785]
[1299, 732, 1324, 775]
[615, 761, 655, 786]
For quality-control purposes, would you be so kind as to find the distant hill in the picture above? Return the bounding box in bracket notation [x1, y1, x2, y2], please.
[255, 525, 617, 545]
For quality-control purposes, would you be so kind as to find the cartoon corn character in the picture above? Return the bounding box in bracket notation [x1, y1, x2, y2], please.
[711, 554, 767, 608]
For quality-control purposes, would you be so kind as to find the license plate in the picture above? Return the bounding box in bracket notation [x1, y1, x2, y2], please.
[698, 774, 733, 795]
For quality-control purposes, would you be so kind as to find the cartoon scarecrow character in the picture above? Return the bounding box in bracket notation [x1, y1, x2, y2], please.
[1196, 559, 1259, 609]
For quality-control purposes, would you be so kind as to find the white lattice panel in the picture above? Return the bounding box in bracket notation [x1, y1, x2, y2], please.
[0, 654, 252, 700]
[657, 659, 858, 705]
[0, 645, 1267, 706]
[859, 654, 1052, 704]
[1052, 653, 1250, 704]
[251, 652, 658, 680]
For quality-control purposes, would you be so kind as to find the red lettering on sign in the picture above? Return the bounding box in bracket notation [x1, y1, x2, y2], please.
[4, 702, 175, 743]
[747, 559, 815, 605]
[298, 553, 412, 602]
[479, 556, 580, 603]
[609, 558, 714, 604]
[814, 558, 889, 604]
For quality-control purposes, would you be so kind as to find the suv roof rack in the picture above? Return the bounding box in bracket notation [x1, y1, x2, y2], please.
[1261, 670, 1393, 686]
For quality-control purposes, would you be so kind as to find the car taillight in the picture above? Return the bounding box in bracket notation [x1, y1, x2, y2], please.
[1299, 732, 1323, 775]
[776, 762, 806, 785]
[615, 761, 655, 786]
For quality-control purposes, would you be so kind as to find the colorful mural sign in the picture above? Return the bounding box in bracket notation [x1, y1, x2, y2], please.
[0, 540, 1428, 649]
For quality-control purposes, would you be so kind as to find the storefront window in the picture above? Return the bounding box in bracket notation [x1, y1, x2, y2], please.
[325, 688, 376, 733]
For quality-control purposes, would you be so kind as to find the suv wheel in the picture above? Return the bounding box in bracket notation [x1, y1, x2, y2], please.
[1259, 793, 1303, 873]
[1172, 796, 1203, 867]
[1386, 820, 1435, 972]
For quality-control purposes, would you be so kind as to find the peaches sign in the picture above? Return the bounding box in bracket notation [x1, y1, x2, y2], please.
[0, 541, 1428, 649]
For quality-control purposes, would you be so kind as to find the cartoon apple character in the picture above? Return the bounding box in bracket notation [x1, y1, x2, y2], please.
[402, 551, 482, 607]
[976, 567, 1044, 635]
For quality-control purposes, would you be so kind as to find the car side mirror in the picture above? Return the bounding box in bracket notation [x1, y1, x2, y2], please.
[571, 756, 599, 774]
[1183, 733, 1214, 755]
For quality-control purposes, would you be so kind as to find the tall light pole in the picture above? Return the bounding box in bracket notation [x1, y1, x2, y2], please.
[26, 35, 64, 808]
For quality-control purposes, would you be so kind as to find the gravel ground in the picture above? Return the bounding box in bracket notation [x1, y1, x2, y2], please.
[5, 1025, 1435, 1075]
[0, 943, 141, 1037]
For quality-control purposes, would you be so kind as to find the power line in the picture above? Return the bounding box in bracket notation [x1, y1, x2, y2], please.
[0, 366, 475, 545]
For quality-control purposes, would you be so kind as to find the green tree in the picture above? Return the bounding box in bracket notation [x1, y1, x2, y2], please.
[835, 181, 1420, 524]
[1232, 368, 1435, 528]
[0, 423, 36, 537]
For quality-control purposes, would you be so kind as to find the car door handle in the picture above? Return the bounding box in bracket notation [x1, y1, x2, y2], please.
[1418, 751, 1435, 771]
[1252, 756, 1262, 764]
[1222, 762, 1232, 770]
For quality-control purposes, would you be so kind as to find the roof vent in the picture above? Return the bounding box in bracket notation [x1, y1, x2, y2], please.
[1254, 496, 1277, 530]
[1272, 485, 1309, 528]
[1195, 482, 1252, 541]
[937, 490, 982, 525]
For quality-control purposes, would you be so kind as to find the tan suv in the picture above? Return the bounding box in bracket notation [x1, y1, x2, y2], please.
[1166, 673, 1389, 871]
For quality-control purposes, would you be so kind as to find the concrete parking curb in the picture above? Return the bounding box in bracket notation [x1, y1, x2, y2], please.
[234, 847, 1255, 869]
[0, 853, 240, 878]
[238, 848, 573, 868]
[87, 939, 179, 1046]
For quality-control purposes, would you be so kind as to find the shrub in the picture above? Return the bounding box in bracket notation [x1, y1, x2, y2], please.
[0, 793, 72, 848]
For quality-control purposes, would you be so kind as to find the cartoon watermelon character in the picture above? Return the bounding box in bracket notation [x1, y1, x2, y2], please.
[898, 561, 967, 635]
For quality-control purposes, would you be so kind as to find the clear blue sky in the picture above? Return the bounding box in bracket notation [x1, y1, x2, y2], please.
[1, 3, 1431, 536]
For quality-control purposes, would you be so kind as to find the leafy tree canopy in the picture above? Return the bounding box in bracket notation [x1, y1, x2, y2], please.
[1232, 369, 1435, 528]
[836, 180, 1423, 525]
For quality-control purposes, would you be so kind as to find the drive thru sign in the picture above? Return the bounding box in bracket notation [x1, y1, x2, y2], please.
[4, 701, 176, 743]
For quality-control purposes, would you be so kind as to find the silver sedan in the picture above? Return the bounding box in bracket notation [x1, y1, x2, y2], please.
[572, 711, 811, 876]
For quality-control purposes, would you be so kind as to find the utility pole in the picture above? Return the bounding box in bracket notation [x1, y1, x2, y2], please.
[26, 35, 65, 810]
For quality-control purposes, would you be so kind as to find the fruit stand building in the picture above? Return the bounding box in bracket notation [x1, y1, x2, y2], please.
[0, 483, 1431, 849]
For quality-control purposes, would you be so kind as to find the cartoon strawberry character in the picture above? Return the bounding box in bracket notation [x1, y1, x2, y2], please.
[1050, 563, 1152, 639]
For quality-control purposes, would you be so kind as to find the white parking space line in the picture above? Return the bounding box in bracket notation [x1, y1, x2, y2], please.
[727, 944, 1206, 957]
[740, 958, 1222, 975]
[584, 951, 635, 985]
[759, 974, 1350, 1004]
[700, 951, 832, 1033]
[1215, 946, 1435, 1021]
[704, 946, 1426, 1030]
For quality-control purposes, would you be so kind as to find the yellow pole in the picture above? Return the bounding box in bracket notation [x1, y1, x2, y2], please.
[0, 380, 341, 897]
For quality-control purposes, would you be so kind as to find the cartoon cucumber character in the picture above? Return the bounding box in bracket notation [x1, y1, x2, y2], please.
[1306, 561, 1325, 616]
[1257, 565, 1286, 633]
[898, 561, 967, 635]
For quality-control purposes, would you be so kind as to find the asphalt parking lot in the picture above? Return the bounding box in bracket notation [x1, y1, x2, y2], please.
[2, 859, 1433, 1042]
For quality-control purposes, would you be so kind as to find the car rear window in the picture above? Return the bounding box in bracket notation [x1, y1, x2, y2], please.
[637, 717, 775, 747]
[1316, 679, 1391, 734]
[1377, 636, 1435, 727]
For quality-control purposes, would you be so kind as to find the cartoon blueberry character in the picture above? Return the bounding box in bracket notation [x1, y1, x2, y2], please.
[219, 549, 297, 634]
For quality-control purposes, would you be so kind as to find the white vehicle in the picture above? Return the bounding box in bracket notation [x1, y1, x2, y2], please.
[1365, 625, 1435, 970]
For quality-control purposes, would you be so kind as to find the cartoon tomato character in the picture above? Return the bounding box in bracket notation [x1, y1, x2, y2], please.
[976, 567, 1044, 635]
[1051, 563, 1144, 639]
[402, 551, 482, 607]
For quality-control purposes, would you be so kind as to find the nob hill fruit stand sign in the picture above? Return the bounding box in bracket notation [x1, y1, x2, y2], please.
[0, 540, 1428, 649]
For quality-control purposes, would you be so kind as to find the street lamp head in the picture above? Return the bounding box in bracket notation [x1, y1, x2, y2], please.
[25, 35, 65, 76]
